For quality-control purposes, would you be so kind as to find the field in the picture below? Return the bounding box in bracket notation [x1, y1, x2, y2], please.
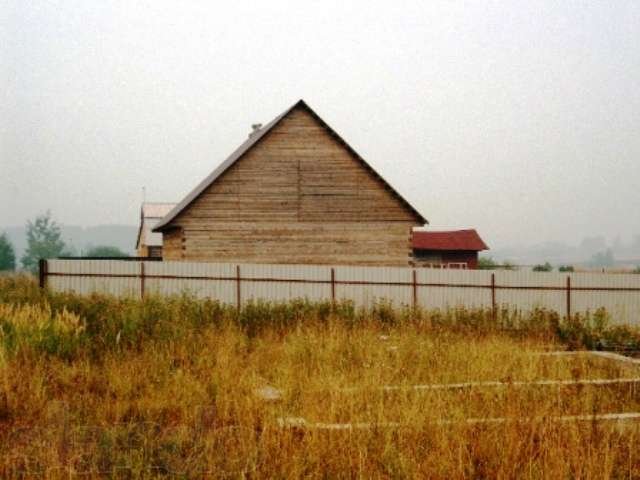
[2, 275, 640, 477]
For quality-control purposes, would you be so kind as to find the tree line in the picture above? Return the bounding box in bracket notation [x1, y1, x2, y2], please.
[0, 212, 128, 273]
[479, 255, 640, 273]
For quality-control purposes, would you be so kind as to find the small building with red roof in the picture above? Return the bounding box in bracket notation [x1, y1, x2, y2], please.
[411, 229, 489, 269]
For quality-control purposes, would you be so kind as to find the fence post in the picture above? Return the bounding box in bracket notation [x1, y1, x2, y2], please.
[38, 259, 48, 289]
[330, 268, 336, 305]
[236, 265, 241, 310]
[140, 261, 145, 299]
[491, 273, 496, 321]
[566, 275, 571, 320]
[412, 269, 417, 309]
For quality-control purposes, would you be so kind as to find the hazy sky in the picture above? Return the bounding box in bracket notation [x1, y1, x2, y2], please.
[2, 1, 639, 248]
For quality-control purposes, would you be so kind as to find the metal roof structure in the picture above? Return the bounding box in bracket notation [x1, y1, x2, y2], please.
[154, 99, 427, 232]
[142, 202, 177, 218]
[135, 202, 177, 249]
[412, 229, 489, 251]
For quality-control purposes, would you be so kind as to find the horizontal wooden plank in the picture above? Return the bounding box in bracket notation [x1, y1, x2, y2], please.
[166, 219, 412, 265]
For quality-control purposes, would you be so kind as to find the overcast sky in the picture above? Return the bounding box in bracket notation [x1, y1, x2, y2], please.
[1, 0, 639, 248]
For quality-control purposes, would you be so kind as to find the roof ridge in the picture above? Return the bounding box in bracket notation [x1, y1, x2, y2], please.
[154, 100, 427, 232]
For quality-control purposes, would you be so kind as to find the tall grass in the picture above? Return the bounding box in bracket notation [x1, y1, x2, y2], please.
[1, 275, 640, 477]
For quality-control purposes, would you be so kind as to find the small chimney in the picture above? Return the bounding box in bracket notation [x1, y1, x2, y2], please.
[249, 123, 262, 138]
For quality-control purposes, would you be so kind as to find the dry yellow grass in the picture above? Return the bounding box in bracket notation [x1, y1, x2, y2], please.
[1, 276, 640, 477]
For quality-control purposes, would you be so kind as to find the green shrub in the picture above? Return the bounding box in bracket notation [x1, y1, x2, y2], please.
[83, 245, 129, 257]
[533, 262, 553, 272]
[478, 257, 517, 270]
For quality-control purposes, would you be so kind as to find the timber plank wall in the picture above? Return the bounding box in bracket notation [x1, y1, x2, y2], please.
[163, 106, 422, 266]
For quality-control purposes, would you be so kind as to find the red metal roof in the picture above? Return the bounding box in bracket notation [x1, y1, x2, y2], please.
[412, 230, 489, 251]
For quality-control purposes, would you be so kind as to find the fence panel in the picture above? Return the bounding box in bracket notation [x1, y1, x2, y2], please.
[240, 263, 331, 304]
[143, 261, 237, 302]
[571, 272, 640, 325]
[334, 266, 413, 308]
[48, 259, 140, 297]
[416, 269, 491, 310]
[495, 270, 567, 315]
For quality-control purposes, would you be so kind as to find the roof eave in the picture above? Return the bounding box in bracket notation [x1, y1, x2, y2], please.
[298, 101, 428, 225]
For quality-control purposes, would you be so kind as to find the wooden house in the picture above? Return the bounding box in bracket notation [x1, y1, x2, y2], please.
[135, 202, 176, 257]
[153, 100, 427, 265]
[411, 229, 488, 269]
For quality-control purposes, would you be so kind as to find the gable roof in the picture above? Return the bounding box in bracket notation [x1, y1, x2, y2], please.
[154, 99, 427, 231]
[412, 229, 489, 251]
[135, 202, 176, 249]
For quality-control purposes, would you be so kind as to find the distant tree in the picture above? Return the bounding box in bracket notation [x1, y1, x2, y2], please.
[21, 212, 71, 273]
[558, 265, 574, 272]
[478, 256, 499, 270]
[83, 245, 129, 258]
[633, 266, 640, 274]
[478, 256, 516, 270]
[501, 260, 516, 271]
[589, 248, 615, 268]
[532, 262, 553, 272]
[0, 233, 16, 271]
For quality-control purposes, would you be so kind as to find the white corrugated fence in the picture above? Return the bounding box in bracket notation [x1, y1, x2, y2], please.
[43, 259, 640, 324]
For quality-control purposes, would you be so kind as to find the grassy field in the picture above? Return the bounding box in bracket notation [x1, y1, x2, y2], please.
[2, 275, 640, 478]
